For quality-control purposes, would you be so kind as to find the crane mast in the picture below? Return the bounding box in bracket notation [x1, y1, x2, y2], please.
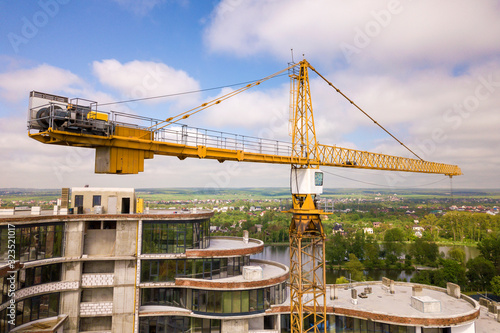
[288, 60, 327, 333]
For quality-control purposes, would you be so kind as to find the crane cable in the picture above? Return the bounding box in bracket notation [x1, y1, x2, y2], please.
[323, 169, 448, 188]
[308, 65, 424, 161]
[146, 62, 301, 133]
[97, 78, 287, 107]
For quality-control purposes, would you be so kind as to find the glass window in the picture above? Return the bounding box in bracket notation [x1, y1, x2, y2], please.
[250, 290, 257, 312]
[74, 195, 83, 207]
[241, 290, 249, 312]
[23, 298, 31, 323]
[214, 291, 222, 313]
[16, 300, 23, 326]
[92, 195, 101, 207]
[192, 290, 199, 311]
[207, 291, 215, 313]
[232, 291, 241, 313]
[198, 290, 207, 313]
[159, 261, 168, 281]
[223, 292, 232, 313]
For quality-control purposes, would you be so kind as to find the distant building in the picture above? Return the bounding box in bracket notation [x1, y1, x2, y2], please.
[363, 227, 374, 235]
[413, 225, 425, 238]
[332, 223, 345, 235]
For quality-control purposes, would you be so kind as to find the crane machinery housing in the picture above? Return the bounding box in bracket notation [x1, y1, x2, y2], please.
[27, 60, 462, 333]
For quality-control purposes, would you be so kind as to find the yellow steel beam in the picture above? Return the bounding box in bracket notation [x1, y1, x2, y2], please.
[29, 127, 462, 176]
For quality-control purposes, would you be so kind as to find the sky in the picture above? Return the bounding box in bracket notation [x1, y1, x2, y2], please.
[0, 0, 499, 191]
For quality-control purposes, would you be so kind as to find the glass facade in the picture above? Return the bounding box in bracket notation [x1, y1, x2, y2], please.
[0, 293, 60, 333]
[142, 219, 210, 254]
[141, 282, 287, 315]
[0, 264, 62, 304]
[280, 314, 417, 333]
[141, 256, 250, 282]
[0, 223, 64, 263]
[139, 316, 221, 333]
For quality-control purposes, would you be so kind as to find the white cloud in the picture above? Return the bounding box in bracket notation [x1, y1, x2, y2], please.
[92, 59, 201, 109]
[0, 64, 84, 103]
[205, 0, 500, 71]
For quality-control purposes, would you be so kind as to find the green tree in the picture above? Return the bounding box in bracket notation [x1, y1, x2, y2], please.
[433, 259, 467, 289]
[490, 276, 500, 296]
[326, 233, 347, 267]
[409, 238, 439, 266]
[477, 233, 500, 273]
[348, 230, 366, 261]
[447, 247, 466, 267]
[466, 256, 496, 291]
[335, 276, 349, 284]
[411, 270, 432, 286]
[345, 254, 365, 282]
[363, 238, 381, 269]
[384, 228, 405, 266]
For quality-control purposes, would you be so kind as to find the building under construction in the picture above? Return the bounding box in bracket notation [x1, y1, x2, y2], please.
[0, 187, 492, 333]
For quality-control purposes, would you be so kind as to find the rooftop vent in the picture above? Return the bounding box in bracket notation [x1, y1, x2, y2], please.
[411, 295, 441, 313]
[243, 266, 263, 281]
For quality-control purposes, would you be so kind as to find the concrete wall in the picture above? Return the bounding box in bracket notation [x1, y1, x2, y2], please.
[115, 221, 137, 257]
[80, 316, 112, 331]
[83, 260, 115, 273]
[61, 290, 80, 333]
[222, 319, 249, 333]
[81, 287, 114, 302]
[112, 285, 135, 333]
[248, 316, 264, 330]
[84, 230, 116, 256]
[71, 187, 135, 214]
[451, 322, 475, 333]
[114, 260, 136, 286]
[65, 221, 84, 257]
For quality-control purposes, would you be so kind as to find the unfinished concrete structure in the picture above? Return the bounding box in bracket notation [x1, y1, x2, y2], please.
[0, 188, 288, 333]
[0, 187, 498, 333]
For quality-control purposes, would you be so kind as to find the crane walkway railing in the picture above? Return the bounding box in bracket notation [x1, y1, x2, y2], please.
[28, 103, 294, 158]
[110, 110, 294, 157]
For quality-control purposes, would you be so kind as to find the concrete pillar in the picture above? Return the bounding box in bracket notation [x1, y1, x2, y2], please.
[31, 206, 41, 215]
[65, 221, 85, 257]
[330, 285, 337, 300]
[447, 282, 461, 298]
[390, 280, 395, 294]
[61, 290, 80, 333]
[115, 221, 137, 256]
[351, 288, 358, 305]
[243, 266, 263, 280]
[413, 286, 423, 296]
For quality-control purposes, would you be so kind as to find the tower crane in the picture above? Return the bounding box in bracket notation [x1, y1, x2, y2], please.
[27, 59, 462, 333]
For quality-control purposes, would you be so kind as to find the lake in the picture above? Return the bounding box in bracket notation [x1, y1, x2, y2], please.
[251, 244, 480, 283]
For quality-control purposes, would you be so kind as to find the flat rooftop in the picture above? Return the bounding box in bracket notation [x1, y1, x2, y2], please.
[200, 237, 262, 251]
[330, 283, 475, 319]
[271, 281, 481, 328]
[0, 208, 213, 223]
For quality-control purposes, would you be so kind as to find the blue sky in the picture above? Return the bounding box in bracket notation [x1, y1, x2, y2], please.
[1, 0, 500, 190]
